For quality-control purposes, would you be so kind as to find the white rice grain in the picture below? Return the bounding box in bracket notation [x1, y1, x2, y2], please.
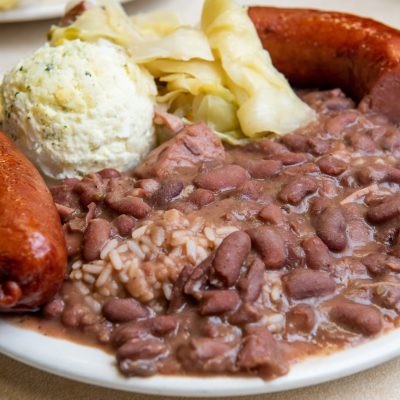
[84, 296, 101, 314]
[131, 224, 149, 239]
[96, 266, 112, 288]
[216, 226, 238, 236]
[185, 239, 197, 263]
[117, 244, 128, 253]
[83, 273, 96, 285]
[75, 281, 90, 296]
[71, 260, 83, 270]
[140, 235, 157, 252]
[100, 239, 118, 260]
[162, 283, 173, 300]
[82, 264, 103, 274]
[204, 227, 216, 242]
[196, 246, 209, 262]
[109, 249, 123, 270]
[127, 240, 145, 260]
[150, 226, 165, 247]
[119, 271, 129, 283]
[270, 286, 282, 302]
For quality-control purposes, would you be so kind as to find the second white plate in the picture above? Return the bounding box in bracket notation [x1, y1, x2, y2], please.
[0, 0, 134, 23]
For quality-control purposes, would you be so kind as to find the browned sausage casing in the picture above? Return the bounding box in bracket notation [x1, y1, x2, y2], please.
[248, 7, 400, 123]
[0, 132, 67, 311]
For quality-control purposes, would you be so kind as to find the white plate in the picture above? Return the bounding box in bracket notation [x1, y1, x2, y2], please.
[0, 0, 134, 23]
[0, 0, 399, 396]
[1, 320, 400, 397]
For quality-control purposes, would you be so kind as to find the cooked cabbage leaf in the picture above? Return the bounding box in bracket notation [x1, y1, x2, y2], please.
[49, 0, 315, 143]
[132, 27, 214, 63]
[50, 1, 213, 64]
[49, 0, 142, 48]
[201, 0, 316, 137]
[130, 11, 182, 39]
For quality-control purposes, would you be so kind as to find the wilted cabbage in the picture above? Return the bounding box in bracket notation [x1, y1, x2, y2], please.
[49, 0, 315, 143]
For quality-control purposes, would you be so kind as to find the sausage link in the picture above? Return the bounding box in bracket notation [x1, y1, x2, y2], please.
[249, 7, 400, 123]
[0, 132, 67, 310]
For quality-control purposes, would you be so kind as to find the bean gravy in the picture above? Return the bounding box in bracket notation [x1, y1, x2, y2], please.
[8, 88, 400, 380]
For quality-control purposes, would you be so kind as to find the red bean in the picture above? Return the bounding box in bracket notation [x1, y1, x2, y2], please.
[380, 128, 400, 152]
[84, 321, 113, 344]
[212, 231, 251, 287]
[199, 290, 240, 315]
[102, 298, 149, 323]
[61, 304, 92, 328]
[43, 298, 65, 319]
[302, 236, 332, 270]
[248, 226, 287, 270]
[184, 338, 232, 362]
[229, 303, 261, 326]
[184, 255, 214, 299]
[177, 338, 235, 373]
[278, 227, 305, 269]
[318, 156, 347, 176]
[311, 198, 347, 252]
[308, 137, 331, 156]
[361, 253, 400, 276]
[237, 258, 265, 302]
[281, 133, 329, 155]
[169, 265, 195, 313]
[259, 204, 284, 225]
[64, 229, 83, 258]
[116, 339, 166, 362]
[272, 152, 308, 166]
[325, 112, 358, 136]
[106, 196, 152, 219]
[55, 203, 75, 219]
[357, 164, 400, 185]
[136, 179, 160, 197]
[367, 194, 400, 223]
[83, 218, 111, 261]
[245, 159, 282, 179]
[281, 133, 309, 152]
[237, 326, 288, 378]
[112, 323, 149, 346]
[75, 173, 106, 206]
[149, 316, 178, 337]
[343, 203, 371, 246]
[235, 181, 259, 202]
[194, 165, 249, 191]
[113, 214, 137, 237]
[247, 139, 288, 156]
[97, 168, 121, 179]
[348, 132, 377, 153]
[151, 180, 184, 206]
[374, 284, 400, 310]
[286, 304, 316, 333]
[329, 301, 383, 336]
[112, 316, 177, 347]
[189, 189, 214, 207]
[279, 176, 318, 205]
[283, 269, 336, 300]
[323, 96, 354, 111]
[51, 181, 80, 210]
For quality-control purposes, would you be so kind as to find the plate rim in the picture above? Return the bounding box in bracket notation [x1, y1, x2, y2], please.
[1, 319, 400, 397]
